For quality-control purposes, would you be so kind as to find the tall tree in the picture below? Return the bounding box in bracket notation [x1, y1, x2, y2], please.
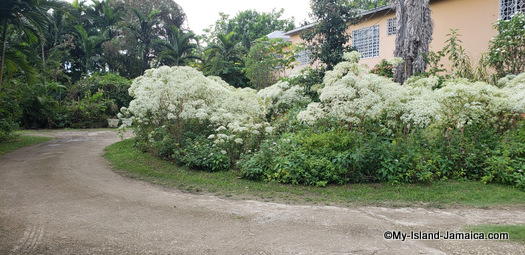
[71, 25, 106, 73]
[204, 9, 295, 50]
[153, 25, 200, 67]
[392, 0, 433, 84]
[353, 0, 389, 10]
[302, 0, 360, 70]
[0, 0, 54, 89]
[1, 29, 39, 85]
[88, 0, 124, 40]
[85, 0, 124, 73]
[204, 32, 249, 87]
[244, 37, 296, 89]
[114, 0, 186, 38]
[126, 8, 161, 75]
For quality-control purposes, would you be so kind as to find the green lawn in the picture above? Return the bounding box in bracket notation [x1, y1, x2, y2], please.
[0, 135, 53, 156]
[104, 139, 525, 208]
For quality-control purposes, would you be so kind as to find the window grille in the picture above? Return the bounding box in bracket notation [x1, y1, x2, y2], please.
[500, 0, 525, 20]
[352, 25, 380, 59]
[296, 49, 312, 66]
[387, 18, 397, 36]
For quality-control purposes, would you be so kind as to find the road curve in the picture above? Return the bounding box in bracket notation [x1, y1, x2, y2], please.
[1, 130, 524, 254]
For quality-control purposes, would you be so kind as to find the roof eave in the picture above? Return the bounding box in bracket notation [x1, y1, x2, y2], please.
[284, 5, 394, 36]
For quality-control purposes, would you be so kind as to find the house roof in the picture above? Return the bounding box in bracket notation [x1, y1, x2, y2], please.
[284, 5, 394, 36]
[266, 31, 291, 41]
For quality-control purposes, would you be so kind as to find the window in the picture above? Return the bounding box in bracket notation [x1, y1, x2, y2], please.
[352, 25, 380, 59]
[296, 49, 311, 66]
[387, 17, 397, 36]
[500, 0, 525, 20]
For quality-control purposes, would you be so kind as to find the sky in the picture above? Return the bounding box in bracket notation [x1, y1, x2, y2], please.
[174, 0, 312, 35]
[64, 0, 312, 35]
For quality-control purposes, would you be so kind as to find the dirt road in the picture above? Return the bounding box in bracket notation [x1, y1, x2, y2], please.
[1, 130, 524, 254]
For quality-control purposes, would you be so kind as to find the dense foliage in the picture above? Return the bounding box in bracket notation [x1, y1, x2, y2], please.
[301, 0, 360, 70]
[2, 72, 129, 129]
[203, 9, 295, 50]
[120, 66, 272, 170]
[202, 9, 297, 88]
[0, 89, 22, 141]
[488, 13, 525, 78]
[121, 53, 525, 191]
[2, 0, 525, 193]
[244, 37, 297, 89]
[0, 0, 301, 138]
[240, 53, 525, 189]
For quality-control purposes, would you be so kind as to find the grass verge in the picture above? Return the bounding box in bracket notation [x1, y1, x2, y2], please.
[104, 139, 525, 208]
[463, 225, 525, 243]
[0, 135, 53, 156]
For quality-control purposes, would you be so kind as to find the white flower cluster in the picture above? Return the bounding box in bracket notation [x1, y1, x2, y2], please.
[257, 80, 310, 117]
[298, 55, 407, 126]
[435, 79, 512, 128]
[343, 51, 362, 63]
[296, 103, 326, 125]
[386, 57, 404, 67]
[122, 66, 269, 139]
[298, 55, 525, 130]
[501, 73, 525, 113]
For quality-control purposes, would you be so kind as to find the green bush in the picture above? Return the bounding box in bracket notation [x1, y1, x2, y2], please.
[17, 81, 70, 129]
[488, 13, 525, 78]
[0, 90, 21, 141]
[370, 59, 395, 78]
[178, 135, 231, 172]
[240, 127, 387, 186]
[69, 91, 117, 128]
[284, 67, 325, 102]
[121, 57, 525, 190]
[481, 121, 525, 190]
[240, 118, 525, 187]
[69, 72, 132, 111]
[121, 66, 271, 172]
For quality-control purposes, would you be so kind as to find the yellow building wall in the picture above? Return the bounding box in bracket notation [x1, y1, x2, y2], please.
[429, 0, 499, 69]
[350, 11, 397, 68]
[288, 0, 500, 71]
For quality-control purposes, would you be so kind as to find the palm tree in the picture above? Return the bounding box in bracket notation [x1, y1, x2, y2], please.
[1, 31, 38, 84]
[126, 8, 160, 75]
[153, 26, 200, 67]
[0, 0, 54, 89]
[204, 32, 249, 87]
[392, 0, 434, 84]
[88, 0, 123, 40]
[71, 25, 106, 73]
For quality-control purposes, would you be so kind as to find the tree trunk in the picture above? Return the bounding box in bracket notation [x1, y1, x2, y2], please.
[393, 0, 407, 84]
[0, 21, 8, 90]
[393, 0, 434, 84]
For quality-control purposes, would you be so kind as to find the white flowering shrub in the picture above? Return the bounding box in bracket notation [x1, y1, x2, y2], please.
[241, 50, 525, 187]
[121, 56, 525, 189]
[298, 54, 521, 132]
[298, 54, 409, 131]
[501, 73, 525, 113]
[257, 80, 310, 119]
[120, 66, 271, 171]
[124, 66, 265, 128]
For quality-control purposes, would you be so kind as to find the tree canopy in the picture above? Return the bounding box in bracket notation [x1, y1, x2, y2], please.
[301, 0, 361, 70]
[204, 9, 295, 50]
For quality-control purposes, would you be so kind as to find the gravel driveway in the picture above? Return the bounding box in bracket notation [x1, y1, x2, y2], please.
[1, 130, 524, 254]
